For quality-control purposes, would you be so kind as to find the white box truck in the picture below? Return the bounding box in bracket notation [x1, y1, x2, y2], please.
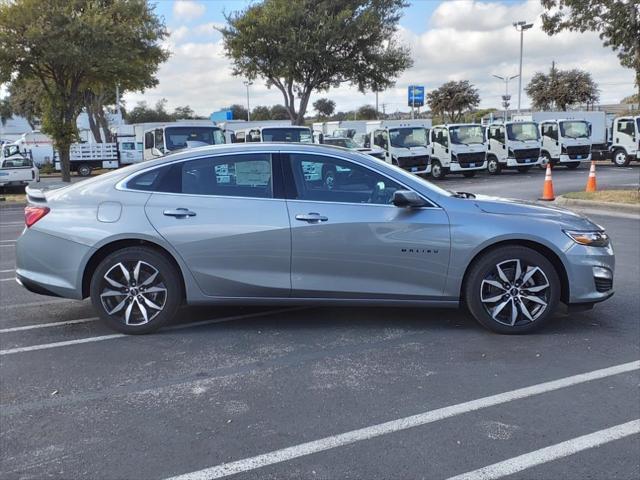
[142, 121, 226, 160]
[609, 115, 640, 167]
[366, 120, 432, 175]
[485, 121, 542, 174]
[242, 125, 313, 143]
[429, 123, 487, 179]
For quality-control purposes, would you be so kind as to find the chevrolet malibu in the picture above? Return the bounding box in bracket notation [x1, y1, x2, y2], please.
[16, 143, 614, 334]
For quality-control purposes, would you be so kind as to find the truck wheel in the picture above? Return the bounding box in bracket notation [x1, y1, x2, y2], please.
[430, 160, 446, 180]
[517, 166, 531, 173]
[463, 171, 476, 178]
[487, 157, 501, 175]
[77, 163, 92, 177]
[566, 162, 580, 170]
[539, 152, 551, 170]
[613, 149, 630, 167]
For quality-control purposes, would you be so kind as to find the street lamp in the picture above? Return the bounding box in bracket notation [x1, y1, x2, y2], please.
[492, 74, 519, 121]
[243, 80, 253, 121]
[513, 21, 533, 113]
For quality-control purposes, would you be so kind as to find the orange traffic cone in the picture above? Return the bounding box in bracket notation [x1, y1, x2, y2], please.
[540, 163, 555, 201]
[585, 161, 597, 192]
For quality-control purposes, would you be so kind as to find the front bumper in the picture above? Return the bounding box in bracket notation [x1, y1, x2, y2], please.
[450, 161, 487, 172]
[563, 242, 615, 304]
[559, 153, 591, 163]
[506, 157, 541, 167]
[16, 227, 90, 300]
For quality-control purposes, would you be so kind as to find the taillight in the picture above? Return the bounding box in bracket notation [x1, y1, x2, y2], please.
[24, 206, 50, 228]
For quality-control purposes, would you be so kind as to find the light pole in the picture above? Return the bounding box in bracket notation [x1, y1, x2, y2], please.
[513, 21, 533, 113]
[243, 80, 253, 121]
[492, 74, 519, 121]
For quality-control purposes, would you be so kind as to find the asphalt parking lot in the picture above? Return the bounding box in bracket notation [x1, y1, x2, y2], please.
[1, 165, 639, 479]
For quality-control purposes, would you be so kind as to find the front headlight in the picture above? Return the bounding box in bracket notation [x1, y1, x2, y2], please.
[564, 230, 610, 247]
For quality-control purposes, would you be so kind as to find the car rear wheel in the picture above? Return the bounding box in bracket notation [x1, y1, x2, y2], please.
[613, 149, 630, 167]
[464, 246, 560, 334]
[90, 247, 181, 334]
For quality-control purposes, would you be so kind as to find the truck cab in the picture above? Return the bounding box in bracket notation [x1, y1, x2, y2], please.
[244, 126, 313, 143]
[539, 119, 591, 169]
[610, 116, 640, 167]
[368, 121, 431, 176]
[429, 124, 487, 179]
[485, 121, 542, 174]
[143, 124, 225, 160]
[0, 144, 39, 189]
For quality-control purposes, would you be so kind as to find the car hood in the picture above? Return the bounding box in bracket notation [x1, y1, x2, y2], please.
[472, 194, 599, 230]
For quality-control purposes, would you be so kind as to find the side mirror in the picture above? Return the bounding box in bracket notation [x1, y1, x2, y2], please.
[152, 147, 163, 157]
[393, 190, 427, 208]
[230, 133, 237, 143]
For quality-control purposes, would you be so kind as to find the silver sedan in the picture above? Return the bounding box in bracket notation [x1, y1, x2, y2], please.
[16, 143, 614, 334]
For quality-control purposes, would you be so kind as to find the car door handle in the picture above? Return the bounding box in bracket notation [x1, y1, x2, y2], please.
[295, 213, 328, 223]
[163, 208, 196, 218]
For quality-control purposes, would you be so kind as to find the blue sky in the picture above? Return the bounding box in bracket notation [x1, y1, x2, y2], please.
[124, 1, 635, 116]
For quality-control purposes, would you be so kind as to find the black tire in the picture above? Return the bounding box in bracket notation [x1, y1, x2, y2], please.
[517, 166, 531, 173]
[322, 167, 336, 190]
[431, 160, 446, 180]
[538, 152, 551, 170]
[464, 246, 560, 334]
[77, 163, 92, 177]
[566, 162, 580, 170]
[487, 156, 501, 175]
[462, 171, 476, 178]
[90, 247, 182, 334]
[613, 149, 630, 167]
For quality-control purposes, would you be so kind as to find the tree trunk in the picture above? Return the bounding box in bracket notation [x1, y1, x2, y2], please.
[58, 143, 71, 183]
[96, 108, 112, 142]
[85, 99, 103, 143]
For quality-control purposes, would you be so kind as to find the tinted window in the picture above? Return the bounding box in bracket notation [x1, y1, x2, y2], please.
[126, 167, 168, 191]
[261, 128, 312, 143]
[289, 154, 404, 205]
[164, 127, 225, 151]
[144, 132, 154, 149]
[2, 157, 33, 168]
[542, 123, 558, 140]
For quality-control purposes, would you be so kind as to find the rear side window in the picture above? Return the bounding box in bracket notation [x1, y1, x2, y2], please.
[126, 154, 273, 199]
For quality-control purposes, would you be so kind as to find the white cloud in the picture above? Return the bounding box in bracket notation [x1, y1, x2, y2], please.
[170, 26, 190, 42]
[125, 0, 635, 117]
[193, 22, 225, 36]
[172, 1, 206, 21]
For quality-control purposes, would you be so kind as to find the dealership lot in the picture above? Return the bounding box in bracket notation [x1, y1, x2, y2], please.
[1, 166, 639, 479]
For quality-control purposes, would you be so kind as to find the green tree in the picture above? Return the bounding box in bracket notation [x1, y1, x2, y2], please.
[621, 93, 639, 104]
[228, 104, 248, 121]
[313, 98, 336, 119]
[270, 104, 290, 120]
[541, 0, 639, 98]
[6, 78, 44, 130]
[251, 106, 272, 121]
[124, 100, 173, 124]
[220, 0, 412, 125]
[0, 0, 169, 182]
[173, 105, 196, 120]
[426, 81, 480, 123]
[525, 65, 599, 110]
[356, 104, 378, 120]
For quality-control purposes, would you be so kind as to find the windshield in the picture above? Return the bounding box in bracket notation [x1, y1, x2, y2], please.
[2, 156, 32, 168]
[560, 121, 589, 139]
[389, 128, 427, 148]
[262, 128, 312, 143]
[164, 127, 225, 151]
[507, 122, 539, 141]
[449, 125, 484, 145]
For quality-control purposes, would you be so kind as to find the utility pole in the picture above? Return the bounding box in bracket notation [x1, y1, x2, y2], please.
[243, 80, 253, 121]
[513, 21, 533, 113]
[492, 74, 519, 121]
[375, 91, 379, 120]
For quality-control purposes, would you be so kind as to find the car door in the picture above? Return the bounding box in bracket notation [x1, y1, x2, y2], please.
[143, 152, 291, 298]
[282, 152, 450, 299]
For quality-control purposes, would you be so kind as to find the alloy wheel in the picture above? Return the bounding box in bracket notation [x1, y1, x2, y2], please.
[480, 259, 550, 327]
[614, 151, 627, 166]
[99, 261, 167, 326]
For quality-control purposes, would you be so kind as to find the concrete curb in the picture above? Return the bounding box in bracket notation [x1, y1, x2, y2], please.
[554, 195, 640, 215]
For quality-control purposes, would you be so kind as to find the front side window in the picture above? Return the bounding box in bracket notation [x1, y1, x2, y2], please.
[373, 130, 388, 149]
[289, 153, 404, 205]
[433, 128, 448, 147]
[389, 127, 428, 148]
[560, 121, 589, 139]
[449, 125, 484, 145]
[144, 132, 154, 149]
[542, 123, 558, 140]
[488, 126, 505, 142]
[126, 154, 272, 198]
[154, 129, 165, 152]
[507, 122, 539, 141]
[164, 127, 225, 151]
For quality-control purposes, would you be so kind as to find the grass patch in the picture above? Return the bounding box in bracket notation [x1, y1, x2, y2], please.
[0, 193, 27, 203]
[564, 190, 640, 205]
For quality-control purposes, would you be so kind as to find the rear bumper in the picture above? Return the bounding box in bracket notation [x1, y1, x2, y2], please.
[15, 228, 90, 300]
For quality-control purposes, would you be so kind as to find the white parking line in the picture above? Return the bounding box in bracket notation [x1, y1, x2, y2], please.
[0, 239, 17, 243]
[0, 317, 98, 333]
[0, 308, 302, 355]
[0, 278, 15, 282]
[0, 269, 15, 273]
[447, 419, 640, 480]
[0, 222, 24, 226]
[164, 360, 640, 480]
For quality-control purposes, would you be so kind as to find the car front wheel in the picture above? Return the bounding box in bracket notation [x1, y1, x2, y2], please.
[90, 247, 181, 334]
[464, 246, 560, 334]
